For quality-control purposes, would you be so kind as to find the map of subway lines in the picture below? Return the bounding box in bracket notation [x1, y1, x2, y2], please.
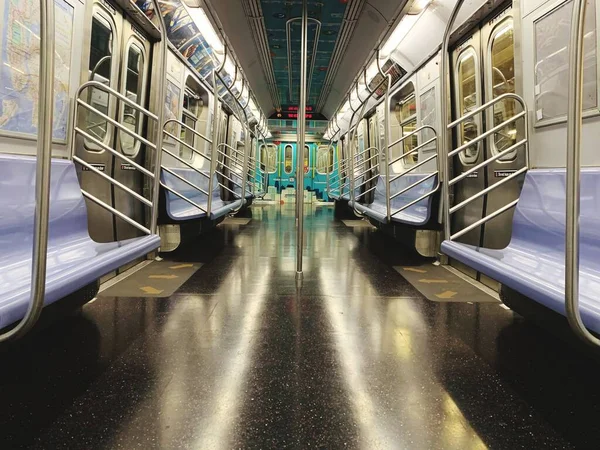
[0, 0, 74, 141]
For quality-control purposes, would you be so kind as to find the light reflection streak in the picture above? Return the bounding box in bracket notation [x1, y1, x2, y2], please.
[318, 234, 488, 448]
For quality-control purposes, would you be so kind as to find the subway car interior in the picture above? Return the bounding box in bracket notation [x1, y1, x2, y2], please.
[2, 0, 600, 447]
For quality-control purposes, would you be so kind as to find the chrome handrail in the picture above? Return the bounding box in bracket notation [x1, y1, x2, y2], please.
[347, 74, 391, 215]
[164, 118, 213, 144]
[0, 0, 55, 342]
[72, 83, 160, 235]
[444, 94, 528, 241]
[212, 67, 252, 213]
[565, 0, 600, 347]
[383, 126, 439, 221]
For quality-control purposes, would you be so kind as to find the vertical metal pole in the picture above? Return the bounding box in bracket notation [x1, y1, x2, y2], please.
[440, 0, 466, 242]
[0, 0, 55, 342]
[207, 71, 220, 216]
[150, 0, 168, 235]
[565, 0, 600, 347]
[296, 0, 308, 276]
[383, 75, 391, 222]
[242, 122, 250, 203]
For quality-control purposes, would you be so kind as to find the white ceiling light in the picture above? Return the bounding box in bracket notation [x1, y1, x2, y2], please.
[185, 6, 225, 60]
[379, 13, 419, 60]
[409, 0, 432, 14]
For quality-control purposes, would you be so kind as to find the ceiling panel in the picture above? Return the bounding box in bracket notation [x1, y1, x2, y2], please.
[260, 0, 349, 108]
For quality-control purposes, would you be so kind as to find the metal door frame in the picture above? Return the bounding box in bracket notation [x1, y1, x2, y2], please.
[479, 7, 525, 256]
[450, 30, 486, 257]
[75, 1, 123, 242]
[113, 17, 152, 243]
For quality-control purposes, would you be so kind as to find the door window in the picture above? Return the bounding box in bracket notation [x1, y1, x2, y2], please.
[368, 116, 380, 169]
[304, 145, 310, 174]
[180, 83, 202, 160]
[457, 48, 480, 164]
[85, 14, 114, 149]
[419, 87, 437, 153]
[235, 142, 244, 173]
[400, 94, 418, 165]
[489, 19, 518, 160]
[261, 144, 277, 173]
[120, 41, 146, 156]
[284, 145, 293, 174]
[316, 145, 334, 174]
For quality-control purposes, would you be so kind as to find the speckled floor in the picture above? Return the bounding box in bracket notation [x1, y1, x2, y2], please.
[2, 204, 600, 449]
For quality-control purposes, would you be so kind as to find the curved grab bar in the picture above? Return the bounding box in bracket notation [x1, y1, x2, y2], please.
[565, 0, 600, 347]
[0, 0, 55, 342]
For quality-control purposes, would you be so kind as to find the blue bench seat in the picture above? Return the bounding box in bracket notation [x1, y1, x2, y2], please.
[441, 169, 600, 334]
[161, 167, 243, 221]
[0, 155, 160, 330]
[353, 174, 437, 225]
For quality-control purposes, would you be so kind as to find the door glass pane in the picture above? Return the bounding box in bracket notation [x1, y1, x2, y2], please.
[490, 20, 518, 159]
[121, 43, 145, 156]
[400, 95, 416, 122]
[402, 119, 418, 164]
[534, 0, 597, 121]
[266, 145, 277, 173]
[457, 49, 479, 164]
[316, 146, 331, 174]
[260, 145, 266, 171]
[419, 87, 437, 153]
[235, 143, 244, 173]
[180, 113, 196, 160]
[329, 147, 334, 173]
[284, 145, 293, 174]
[304, 145, 309, 174]
[85, 15, 113, 147]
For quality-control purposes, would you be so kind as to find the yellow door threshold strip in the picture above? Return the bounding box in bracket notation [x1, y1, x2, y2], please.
[100, 260, 202, 298]
[393, 264, 499, 303]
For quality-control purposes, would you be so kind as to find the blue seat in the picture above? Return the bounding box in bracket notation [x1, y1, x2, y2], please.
[161, 168, 243, 221]
[441, 169, 600, 334]
[353, 174, 437, 225]
[0, 154, 160, 330]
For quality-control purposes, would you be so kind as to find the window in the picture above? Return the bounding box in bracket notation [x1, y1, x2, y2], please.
[489, 19, 518, 159]
[120, 42, 145, 156]
[400, 93, 418, 165]
[85, 14, 114, 148]
[164, 80, 181, 143]
[284, 145, 293, 174]
[234, 141, 244, 173]
[260, 144, 277, 173]
[304, 145, 310, 174]
[457, 48, 480, 164]
[368, 116, 380, 169]
[534, 0, 597, 122]
[180, 85, 202, 160]
[316, 145, 334, 174]
[419, 87, 437, 153]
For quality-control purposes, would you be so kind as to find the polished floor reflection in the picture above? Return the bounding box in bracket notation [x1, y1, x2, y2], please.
[3, 204, 600, 448]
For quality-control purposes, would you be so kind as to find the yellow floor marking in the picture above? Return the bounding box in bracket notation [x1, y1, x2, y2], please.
[149, 275, 179, 280]
[403, 267, 427, 273]
[169, 264, 194, 270]
[418, 279, 448, 284]
[141, 286, 163, 295]
[436, 290, 458, 299]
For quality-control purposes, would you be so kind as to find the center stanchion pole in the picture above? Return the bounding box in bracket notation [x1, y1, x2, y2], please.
[296, 0, 308, 279]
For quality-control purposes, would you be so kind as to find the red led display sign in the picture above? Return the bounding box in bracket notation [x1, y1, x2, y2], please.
[277, 105, 314, 119]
